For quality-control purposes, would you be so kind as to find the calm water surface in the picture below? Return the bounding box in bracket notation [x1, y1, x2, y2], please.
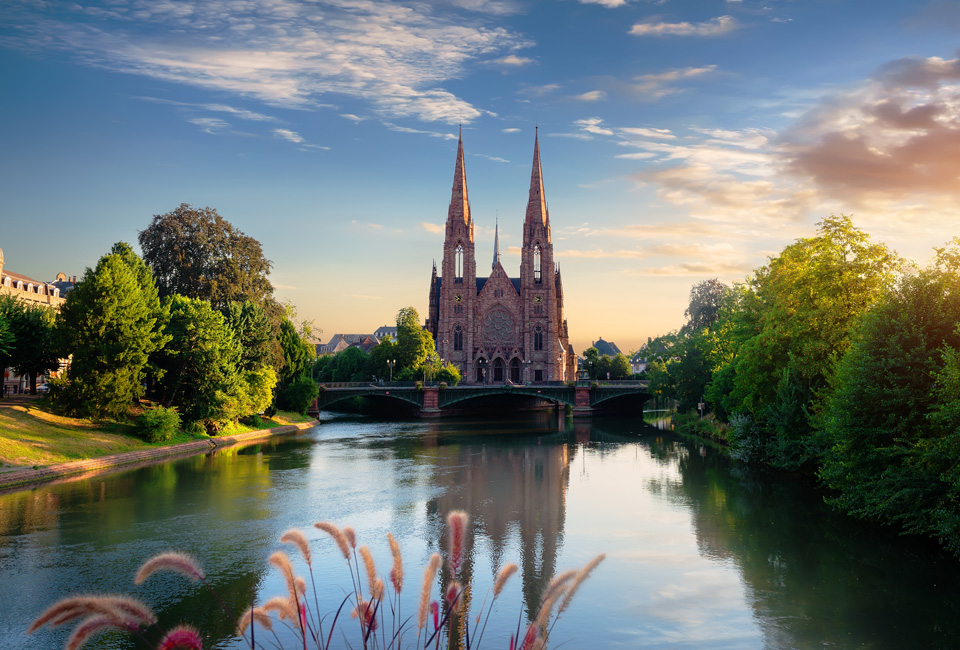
[1, 413, 959, 649]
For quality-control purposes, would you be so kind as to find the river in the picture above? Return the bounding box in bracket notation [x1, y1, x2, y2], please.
[1, 413, 959, 649]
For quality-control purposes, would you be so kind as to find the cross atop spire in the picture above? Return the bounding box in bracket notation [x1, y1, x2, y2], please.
[525, 128, 548, 227]
[448, 127, 471, 225]
[492, 217, 500, 269]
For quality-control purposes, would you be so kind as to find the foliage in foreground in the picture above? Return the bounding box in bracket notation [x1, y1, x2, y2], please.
[30, 511, 604, 650]
[136, 406, 182, 443]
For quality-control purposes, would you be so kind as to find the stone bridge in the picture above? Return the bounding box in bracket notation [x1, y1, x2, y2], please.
[313, 381, 652, 418]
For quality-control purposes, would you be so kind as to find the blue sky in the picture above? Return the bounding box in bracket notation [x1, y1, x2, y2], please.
[4, 0, 960, 353]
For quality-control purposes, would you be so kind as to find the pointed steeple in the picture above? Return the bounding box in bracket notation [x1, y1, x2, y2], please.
[525, 127, 548, 228]
[492, 218, 500, 269]
[448, 127, 471, 225]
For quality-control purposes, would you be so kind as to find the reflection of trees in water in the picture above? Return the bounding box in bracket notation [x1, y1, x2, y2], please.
[662, 433, 960, 649]
[0, 442, 298, 649]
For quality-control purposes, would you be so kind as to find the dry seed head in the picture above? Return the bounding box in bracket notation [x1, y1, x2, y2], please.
[558, 553, 606, 615]
[262, 596, 298, 621]
[493, 563, 518, 598]
[157, 624, 203, 650]
[314, 522, 351, 560]
[388, 533, 403, 593]
[417, 553, 443, 630]
[65, 615, 122, 650]
[343, 526, 357, 549]
[134, 551, 204, 585]
[29, 595, 155, 634]
[445, 581, 463, 615]
[280, 529, 312, 566]
[359, 546, 378, 599]
[237, 606, 273, 636]
[269, 551, 298, 602]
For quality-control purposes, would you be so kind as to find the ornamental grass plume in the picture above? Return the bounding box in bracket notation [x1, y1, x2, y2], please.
[29, 511, 603, 650]
[417, 552, 443, 630]
[314, 522, 350, 560]
[446, 510, 468, 576]
[135, 551, 204, 584]
[156, 624, 203, 650]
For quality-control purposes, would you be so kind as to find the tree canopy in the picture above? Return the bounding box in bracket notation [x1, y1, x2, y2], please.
[138, 204, 276, 311]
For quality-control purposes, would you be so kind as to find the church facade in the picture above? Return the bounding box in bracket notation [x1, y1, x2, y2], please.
[426, 132, 575, 384]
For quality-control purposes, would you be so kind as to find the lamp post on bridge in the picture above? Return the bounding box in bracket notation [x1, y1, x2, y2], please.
[386, 359, 395, 382]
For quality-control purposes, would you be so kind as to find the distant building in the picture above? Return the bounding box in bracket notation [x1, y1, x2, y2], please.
[316, 332, 383, 356]
[630, 351, 646, 375]
[374, 325, 397, 340]
[591, 337, 622, 357]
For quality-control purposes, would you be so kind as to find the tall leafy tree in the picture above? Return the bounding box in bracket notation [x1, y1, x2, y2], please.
[0, 295, 24, 395]
[683, 278, 730, 334]
[278, 317, 315, 385]
[222, 300, 278, 371]
[55, 244, 168, 419]
[395, 307, 434, 374]
[819, 257, 960, 553]
[138, 204, 276, 311]
[153, 295, 241, 428]
[10, 305, 60, 394]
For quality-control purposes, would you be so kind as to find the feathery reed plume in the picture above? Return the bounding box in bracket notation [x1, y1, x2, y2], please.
[446, 510, 468, 576]
[294, 577, 307, 596]
[236, 607, 273, 636]
[64, 614, 132, 650]
[359, 546, 378, 598]
[387, 532, 403, 593]
[29, 595, 155, 633]
[493, 563, 518, 598]
[134, 551, 204, 585]
[518, 622, 540, 650]
[372, 578, 385, 601]
[269, 551, 298, 601]
[445, 581, 463, 615]
[156, 624, 203, 650]
[262, 596, 298, 622]
[417, 553, 443, 630]
[314, 522, 350, 560]
[343, 526, 357, 549]
[280, 529, 312, 566]
[557, 553, 606, 615]
[351, 600, 378, 634]
[535, 570, 577, 630]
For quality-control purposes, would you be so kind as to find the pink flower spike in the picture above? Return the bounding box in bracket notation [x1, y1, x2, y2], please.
[430, 600, 439, 632]
[157, 624, 203, 650]
[446, 510, 468, 576]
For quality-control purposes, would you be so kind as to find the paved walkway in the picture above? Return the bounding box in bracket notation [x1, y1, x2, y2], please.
[0, 420, 318, 493]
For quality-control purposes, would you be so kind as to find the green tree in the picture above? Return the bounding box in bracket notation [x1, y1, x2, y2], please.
[10, 304, 60, 394]
[369, 334, 399, 381]
[582, 347, 600, 379]
[0, 296, 24, 396]
[331, 346, 369, 382]
[436, 361, 462, 386]
[610, 353, 631, 380]
[278, 317, 315, 386]
[683, 278, 730, 333]
[138, 204, 276, 312]
[222, 300, 278, 371]
[395, 307, 434, 374]
[153, 295, 241, 430]
[819, 254, 960, 553]
[55, 244, 168, 419]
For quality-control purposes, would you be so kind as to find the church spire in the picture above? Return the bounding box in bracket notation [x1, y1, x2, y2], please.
[525, 128, 548, 228]
[448, 127, 471, 225]
[492, 217, 500, 269]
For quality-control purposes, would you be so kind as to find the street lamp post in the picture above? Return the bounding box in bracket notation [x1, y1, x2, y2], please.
[386, 359, 395, 382]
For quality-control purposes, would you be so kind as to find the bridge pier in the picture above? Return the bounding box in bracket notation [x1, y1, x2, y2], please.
[420, 386, 442, 417]
[572, 386, 593, 418]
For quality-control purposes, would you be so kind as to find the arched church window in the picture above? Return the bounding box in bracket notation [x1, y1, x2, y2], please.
[534, 325, 543, 351]
[534, 245, 542, 283]
[454, 325, 463, 351]
[455, 244, 464, 284]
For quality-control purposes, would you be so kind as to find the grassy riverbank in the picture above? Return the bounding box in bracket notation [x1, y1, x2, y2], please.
[0, 398, 313, 469]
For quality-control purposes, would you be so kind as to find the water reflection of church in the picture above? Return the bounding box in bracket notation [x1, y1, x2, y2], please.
[428, 430, 572, 619]
[425, 131, 576, 384]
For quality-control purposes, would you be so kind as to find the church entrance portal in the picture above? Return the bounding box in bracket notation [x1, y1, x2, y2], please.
[510, 359, 520, 383]
[493, 359, 505, 383]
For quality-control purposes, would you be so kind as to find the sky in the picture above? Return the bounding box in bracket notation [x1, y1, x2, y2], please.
[4, 0, 960, 354]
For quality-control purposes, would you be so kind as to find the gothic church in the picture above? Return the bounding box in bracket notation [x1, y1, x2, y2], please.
[426, 132, 575, 384]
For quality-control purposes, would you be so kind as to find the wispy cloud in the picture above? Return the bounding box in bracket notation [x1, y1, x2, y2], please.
[632, 65, 717, 98]
[351, 220, 385, 231]
[489, 54, 535, 67]
[575, 117, 615, 136]
[6, 0, 531, 124]
[189, 117, 230, 133]
[340, 113, 367, 122]
[574, 90, 607, 101]
[579, 0, 630, 6]
[629, 15, 740, 37]
[383, 122, 458, 140]
[472, 153, 510, 163]
[273, 128, 304, 144]
[137, 97, 278, 122]
[519, 83, 562, 97]
[502, 127, 522, 133]
[620, 126, 676, 139]
[421, 222, 444, 234]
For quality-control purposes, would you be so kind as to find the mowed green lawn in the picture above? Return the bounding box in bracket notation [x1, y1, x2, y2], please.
[0, 402, 314, 468]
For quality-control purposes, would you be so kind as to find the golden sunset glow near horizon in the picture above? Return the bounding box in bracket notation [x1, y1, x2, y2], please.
[5, 1, 960, 354]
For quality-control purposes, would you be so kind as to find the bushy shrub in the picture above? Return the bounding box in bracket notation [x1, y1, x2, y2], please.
[728, 413, 765, 464]
[276, 376, 319, 415]
[136, 406, 181, 443]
